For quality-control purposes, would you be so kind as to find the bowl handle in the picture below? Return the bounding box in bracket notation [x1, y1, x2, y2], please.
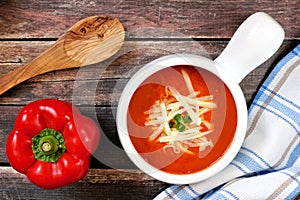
[214, 12, 284, 84]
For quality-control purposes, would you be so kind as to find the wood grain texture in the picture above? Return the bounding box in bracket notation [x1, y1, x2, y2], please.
[0, 0, 299, 39]
[1, 0, 300, 199]
[0, 40, 298, 105]
[0, 16, 125, 95]
[0, 167, 168, 199]
[0, 40, 223, 78]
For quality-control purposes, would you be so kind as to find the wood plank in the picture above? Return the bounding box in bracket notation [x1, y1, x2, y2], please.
[0, 40, 298, 105]
[1, 40, 297, 80]
[0, 40, 224, 83]
[0, 40, 224, 87]
[0, 40, 224, 106]
[0, 167, 168, 199]
[0, 74, 268, 106]
[0, 0, 299, 39]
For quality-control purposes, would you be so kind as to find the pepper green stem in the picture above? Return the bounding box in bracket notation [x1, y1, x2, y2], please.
[32, 128, 66, 162]
[38, 135, 59, 155]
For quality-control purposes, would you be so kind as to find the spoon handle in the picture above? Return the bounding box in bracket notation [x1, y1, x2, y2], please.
[0, 43, 79, 95]
[0, 63, 40, 95]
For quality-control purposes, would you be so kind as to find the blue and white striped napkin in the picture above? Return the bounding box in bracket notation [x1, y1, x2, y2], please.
[155, 44, 300, 200]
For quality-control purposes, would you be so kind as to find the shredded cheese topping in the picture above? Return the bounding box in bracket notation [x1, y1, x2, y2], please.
[144, 69, 217, 155]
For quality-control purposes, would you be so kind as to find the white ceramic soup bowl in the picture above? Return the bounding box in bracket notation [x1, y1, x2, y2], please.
[116, 12, 284, 184]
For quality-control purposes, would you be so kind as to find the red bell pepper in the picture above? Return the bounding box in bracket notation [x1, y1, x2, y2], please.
[6, 99, 100, 189]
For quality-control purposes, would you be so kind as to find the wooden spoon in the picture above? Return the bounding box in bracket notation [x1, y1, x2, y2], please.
[0, 16, 125, 95]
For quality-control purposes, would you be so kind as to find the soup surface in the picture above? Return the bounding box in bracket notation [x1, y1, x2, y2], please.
[127, 65, 237, 174]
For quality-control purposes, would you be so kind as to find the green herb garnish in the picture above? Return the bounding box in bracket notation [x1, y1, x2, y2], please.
[171, 114, 191, 132]
[183, 115, 192, 123]
[169, 121, 175, 128]
[176, 123, 185, 132]
[173, 113, 182, 123]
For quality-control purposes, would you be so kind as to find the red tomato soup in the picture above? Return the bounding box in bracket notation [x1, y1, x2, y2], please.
[127, 65, 237, 174]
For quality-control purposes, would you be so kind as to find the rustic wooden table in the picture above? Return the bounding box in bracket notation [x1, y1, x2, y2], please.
[0, 0, 299, 199]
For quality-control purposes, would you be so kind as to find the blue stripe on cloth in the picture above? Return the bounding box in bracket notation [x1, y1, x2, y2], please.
[284, 142, 300, 168]
[252, 103, 299, 134]
[285, 177, 300, 200]
[292, 45, 300, 57]
[257, 92, 300, 132]
[241, 147, 272, 168]
[258, 90, 300, 121]
[262, 54, 293, 87]
[230, 162, 248, 174]
[164, 185, 184, 200]
[281, 169, 300, 200]
[285, 188, 300, 200]
[234, 152, 264, 172]
[281, 172, 300, 185]
[220, 189, 240, 200]
[208, 189, 240, 200]
[286, 166, 300, 175]
[248, 87, 265, 113]
[186, 185, 200, 197]
[263, 44, 300, 88]
[207, 192, 230, 200]
[249, 44, 300, 114]
[202, 185, 225, 200]
[164, 186, 176, 200]
[261, 85, 300, 110]
[174, 187, 195, 200]
[202, 190, 216, 200]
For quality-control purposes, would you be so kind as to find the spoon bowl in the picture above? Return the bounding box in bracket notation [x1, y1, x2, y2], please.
[0, 16, 125, 95]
